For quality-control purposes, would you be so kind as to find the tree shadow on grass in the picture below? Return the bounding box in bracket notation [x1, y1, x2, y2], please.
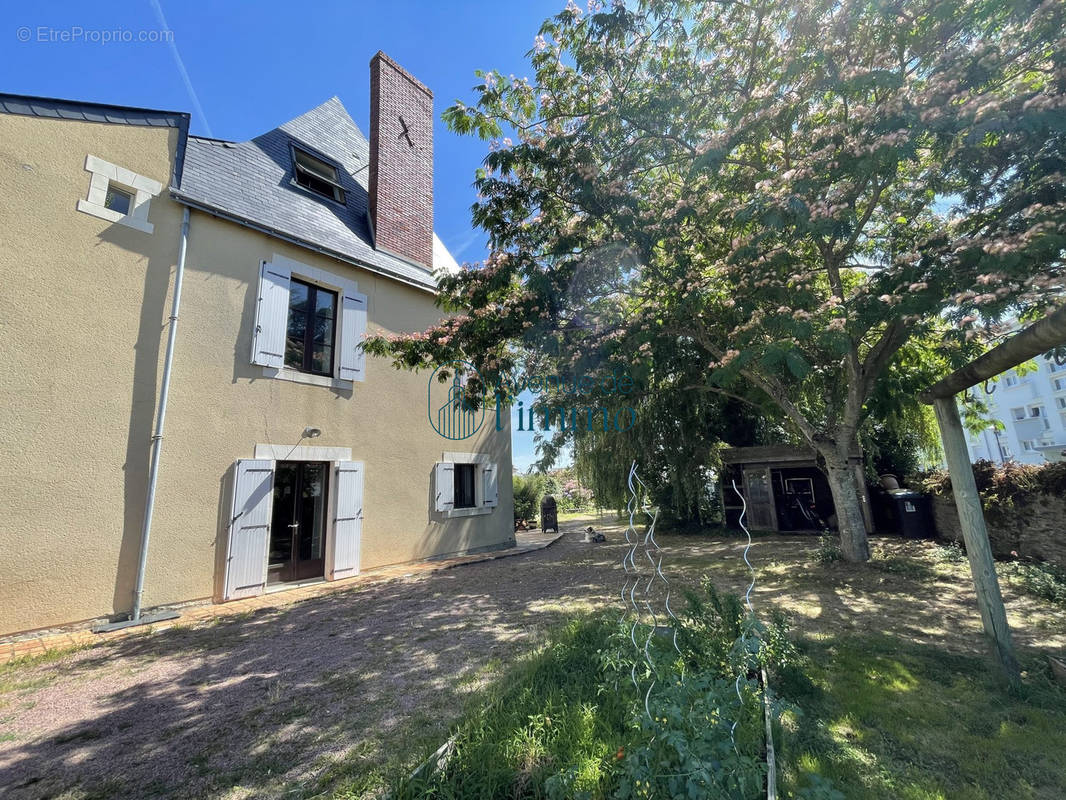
[2, 529, 1063, 800]
[774, 633, 1066, 800]
[0, 539, 625, 800]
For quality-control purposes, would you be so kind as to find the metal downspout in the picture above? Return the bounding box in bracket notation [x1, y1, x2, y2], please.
[132, 206, 191, 621]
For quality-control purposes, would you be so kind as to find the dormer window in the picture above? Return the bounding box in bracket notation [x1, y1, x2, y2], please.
[291, 144, 345, 204]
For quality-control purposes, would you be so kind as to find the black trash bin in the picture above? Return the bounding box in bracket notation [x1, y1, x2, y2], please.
[541, 495, 558, 533]
[884, 489, 935, 539]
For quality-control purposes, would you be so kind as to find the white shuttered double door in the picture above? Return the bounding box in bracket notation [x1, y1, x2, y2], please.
[222, 459, 364, 600]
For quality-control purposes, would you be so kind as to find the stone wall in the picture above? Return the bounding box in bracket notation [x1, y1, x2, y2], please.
[930, 493, 1066, 570]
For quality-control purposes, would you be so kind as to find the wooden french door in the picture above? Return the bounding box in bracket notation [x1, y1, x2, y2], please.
[268, 461, 328, 583]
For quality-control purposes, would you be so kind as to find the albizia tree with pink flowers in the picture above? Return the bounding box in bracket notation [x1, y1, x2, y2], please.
[366, 0, 1066, 562]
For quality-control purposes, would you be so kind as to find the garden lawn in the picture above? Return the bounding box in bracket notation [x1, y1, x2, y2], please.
[777, 634, 1066, 799]
[379, 524, 1066, 800]
[2, 515, 1065, 799]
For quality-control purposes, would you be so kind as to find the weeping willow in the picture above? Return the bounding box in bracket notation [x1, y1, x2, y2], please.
[571, 389, 771, 527]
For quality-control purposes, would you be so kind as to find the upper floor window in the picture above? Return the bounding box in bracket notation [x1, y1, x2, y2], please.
[77, 154, 161, 234]
[291, 145, 346, 204]
[1029, 404, 1050, 429]
[285, 278, 336, 376]
[251, 255, 367, 386]
[1050, 360, 1066, 374]
[1054, 377, 1066, 392]
[1004, 374, 1019, 387]
[104, 185, 133, 215]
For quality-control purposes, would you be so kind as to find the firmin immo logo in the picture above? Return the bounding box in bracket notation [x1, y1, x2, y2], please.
[427, 361, 486, 441]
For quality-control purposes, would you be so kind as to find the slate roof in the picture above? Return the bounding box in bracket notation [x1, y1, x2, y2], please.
[174, 97, 451, 291]
[0, 92, 457, 292]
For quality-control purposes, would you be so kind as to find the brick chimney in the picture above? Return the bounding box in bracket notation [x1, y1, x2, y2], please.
[368, 51, 434, 269]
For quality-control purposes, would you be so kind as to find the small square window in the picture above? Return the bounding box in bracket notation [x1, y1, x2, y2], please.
[104, 185, 133, 215]
[291, 145, 345, 204]
[453, 463, 477, 509]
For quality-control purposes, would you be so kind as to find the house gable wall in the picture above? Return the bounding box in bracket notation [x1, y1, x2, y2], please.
[0, 113, 514, 637]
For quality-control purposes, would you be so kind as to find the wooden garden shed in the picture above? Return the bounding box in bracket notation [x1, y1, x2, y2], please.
[720, 445, 871, 533]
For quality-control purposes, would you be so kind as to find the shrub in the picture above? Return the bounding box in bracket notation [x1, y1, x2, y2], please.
[513, 473, 544, 524]
[1002, 560, 1066, 607]
[815, 532, 842, 564]
[915, 460, 1066, 523]
[933, 541, 967, 565]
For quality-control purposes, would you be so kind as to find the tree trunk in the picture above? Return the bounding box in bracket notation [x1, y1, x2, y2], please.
[821, 452, 871, 562]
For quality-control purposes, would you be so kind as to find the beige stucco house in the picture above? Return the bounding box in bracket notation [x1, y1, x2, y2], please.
[0, 53, 514, 638]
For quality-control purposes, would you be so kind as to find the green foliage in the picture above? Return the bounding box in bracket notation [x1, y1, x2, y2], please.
[916, 460, 1066, 523]
[776, 635, 1066, 799]
[513, 469, 596, 522]
[393, 582, 809, 799]
[571, 389, 773, 527]
[364, 0, 1066, 559]
[392, 617, 627, 800]
[512, 472, 545, 524]
[933, 541, 967, 565]
[815, 533, 843, 564]
[1001, 561, 1066, 607]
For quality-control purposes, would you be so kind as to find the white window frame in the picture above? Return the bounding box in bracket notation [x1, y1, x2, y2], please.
[258, 253, 364, 389]
[438, 452, 496, 519]
[1004, 374, 1019, 387]
[77, 154, 161, 234]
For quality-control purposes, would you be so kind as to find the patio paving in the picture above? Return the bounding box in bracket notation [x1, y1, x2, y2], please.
[0, 529, 562, 664]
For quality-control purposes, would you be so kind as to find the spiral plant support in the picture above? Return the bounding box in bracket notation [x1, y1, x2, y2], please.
[618, 464, 772, 795]
[620, 462, 684, 722]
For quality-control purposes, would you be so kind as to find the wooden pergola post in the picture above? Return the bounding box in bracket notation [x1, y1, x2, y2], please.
[920, 305, 1066, 685]
[932, 397, 1020, 685]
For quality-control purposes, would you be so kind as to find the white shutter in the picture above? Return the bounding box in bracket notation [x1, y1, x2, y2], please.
[482, 462, 499, 508]
[328, 461, 364, 580]
[251, 261, 291, 368]
[434, 462, 455, 512]
[223, 459, 274, 600]
[338, 291, 368, 382]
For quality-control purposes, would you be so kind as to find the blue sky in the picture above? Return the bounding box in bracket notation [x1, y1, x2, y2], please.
[1, 0, 566, 471]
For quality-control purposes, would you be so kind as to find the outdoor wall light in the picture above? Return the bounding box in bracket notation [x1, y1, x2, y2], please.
[302, 427, 322, 439]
